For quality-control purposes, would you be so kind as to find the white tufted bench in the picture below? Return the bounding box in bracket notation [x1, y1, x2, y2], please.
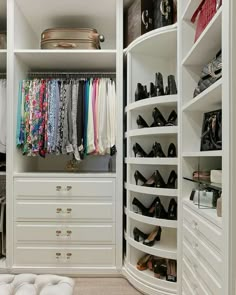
[0, 274, 74, 295]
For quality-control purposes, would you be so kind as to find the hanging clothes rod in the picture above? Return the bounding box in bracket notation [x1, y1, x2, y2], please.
[27, 72, 116, 78]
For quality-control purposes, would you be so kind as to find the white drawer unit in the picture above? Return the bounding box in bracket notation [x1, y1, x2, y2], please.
[15, 223, 115, 244]
[183, 204, 222, 253]
[14, 178, 115, 198]
[14, 246, 116, 267]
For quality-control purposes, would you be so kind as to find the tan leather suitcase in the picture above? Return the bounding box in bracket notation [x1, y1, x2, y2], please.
[0, 32, 6, 49]
[41, 28, 105, 50]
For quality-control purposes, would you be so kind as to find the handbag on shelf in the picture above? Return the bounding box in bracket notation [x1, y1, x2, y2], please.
[193, 50, 222, 98]
[201, 109, 222, 151]
[153, 0, 177, 29]
[193, 188, 220, 208]
[191, 0, 222, 42]
[41, 28, 105, 50]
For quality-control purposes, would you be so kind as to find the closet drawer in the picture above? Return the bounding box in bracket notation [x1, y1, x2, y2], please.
[14, 246, 115, 267]
[183, 241, 222, 295]
[15, 223, 115, 244]
[15, 200, 113, 221]
[183, 223, 222, 276]
[14, 178, 115, 198]
[183, 205, 222, 252]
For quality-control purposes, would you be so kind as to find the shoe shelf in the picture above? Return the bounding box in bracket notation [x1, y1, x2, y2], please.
[182, 79, 222, 112]
[183, 199, 222, 229]
[182, 7, 222, 66]
[125, 95, 178, 113]
[182, 151, 222, 158]
[14, 50, 117, 71]
[124, 261, 177, 293]
[125, 158, 178, 166]
[125, 183, 178, 198]
[127, 234, 177, 260]
[0, 50, 7, 71]
[126, 127, 178, 138]
[128, 210, 177, 229]
[125, 24, 177, 56]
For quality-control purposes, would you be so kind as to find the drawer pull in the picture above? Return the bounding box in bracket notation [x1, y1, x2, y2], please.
[67, 208, 72, 213]
[66, 186, 72, 191]
[191, 221, 198, 231]
[56, 208, 62, 213]
[56, 186, 62, 191]
[56, 253, 61, 258]
[67, 230, 72, 236]
[192, 242, 199, 250]
[66, 253, 72, 259]
[56, 230, 62, 236]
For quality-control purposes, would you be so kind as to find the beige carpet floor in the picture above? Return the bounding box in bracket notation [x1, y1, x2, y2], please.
[73, 278, 142, 295]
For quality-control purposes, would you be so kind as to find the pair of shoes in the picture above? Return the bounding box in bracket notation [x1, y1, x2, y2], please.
[134, 170, 177, 189]
[147, 257, 167, 278]
[133, 142, 176, 158]
[132, 197, 177, 220]
[133, 226, 162, 247]
[135, 83, 149, 101]
[136, 109, 177, 129]
[156, 198, 177, 220]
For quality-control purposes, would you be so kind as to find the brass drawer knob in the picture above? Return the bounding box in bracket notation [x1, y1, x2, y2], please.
[66, 253, 72, 259]
[67, 208, 72, 213]
[67, 230, 72, 236]
[66, 186, 72, 191]
[56, 230, 62, 236]
[56, 253, 61, 258]
[56, 186, 62, 191]
[56, 208, 62, 213]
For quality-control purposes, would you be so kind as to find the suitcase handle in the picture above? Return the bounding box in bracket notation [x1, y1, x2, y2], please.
[55, 42, 76, 49]
[142, 10, 149, 30]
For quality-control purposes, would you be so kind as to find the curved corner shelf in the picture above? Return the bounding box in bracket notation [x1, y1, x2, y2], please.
[14, 49, 117, 71]
[127, 236, 177, 260]
[125, 24, 177, 57]
[182, 79, 222, 112]
[126, 127, 178, 138]
[125, 183, 178, 197]
[125, 95, 178, 113]
[182, 7, 222, 66]
[128, 210, 177, 229]
[0, 50, 7, 71]
[125, 157, 178, 166]
[182, 151, 222, 158]
[124, 262, 177, 294]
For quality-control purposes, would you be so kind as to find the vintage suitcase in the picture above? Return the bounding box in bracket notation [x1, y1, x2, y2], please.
[153, 0, 177, 29]
[41, 28, 104, 50]
[0, 32, 6, 49]
[125, 0, 153, 47]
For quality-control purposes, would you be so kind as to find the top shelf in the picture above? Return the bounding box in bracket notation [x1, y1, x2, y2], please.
[125, 24, 177, 58]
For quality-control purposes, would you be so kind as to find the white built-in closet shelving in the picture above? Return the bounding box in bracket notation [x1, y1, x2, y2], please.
[179, 0, 232, 294]
[124, 21, 178, 294]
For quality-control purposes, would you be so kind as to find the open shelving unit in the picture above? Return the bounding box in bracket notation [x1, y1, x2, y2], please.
[124, 22, 178, 294]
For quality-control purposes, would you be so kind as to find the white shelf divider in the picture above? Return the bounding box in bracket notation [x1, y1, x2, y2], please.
[125, 157, 178, 166]
[126, 127, 178, 138]
[128, 210, 177, 228]
[125, 183, 178, 197]
[182, 151, 222, 158]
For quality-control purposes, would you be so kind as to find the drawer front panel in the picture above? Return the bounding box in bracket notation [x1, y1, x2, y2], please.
[183, 223, 222, 276]
[15, 201, 113, 221]
[183, 242, 222, 295]
[14, 178, 115, 197]
[14, 246, 115, 266]
[15, 223, 115, 244]
[183, 205, 222, 252]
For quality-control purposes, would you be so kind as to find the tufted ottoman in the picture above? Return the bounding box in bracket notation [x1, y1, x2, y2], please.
[0, 274, 74, 295]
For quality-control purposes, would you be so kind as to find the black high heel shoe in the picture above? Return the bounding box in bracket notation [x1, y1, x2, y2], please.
[149, 82, 157, 97]
[133, 143, 148, 158]
[166, 170, 177, 188]
[152, 108, 167, 127]
[135, 83, 148, 101]
[143, 170, 166, 188]
[132, 197, 161, 217]
[133, 227, 149, 242]
[167, 198, 177, 220]
[153, 142, 166, 157]
[155, 73, 165, 96]
[165, 75, 178, 95]
[166, 110, 177, 126]
[155, 199, 168, 219]
[143, 226, 162, 247]
[134, 170, 147, 185]
[168, 143, 177, 157]
[136, 115, 149, 128]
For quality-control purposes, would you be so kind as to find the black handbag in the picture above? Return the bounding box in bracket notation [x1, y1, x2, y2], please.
[153, 0, 176, 29]
[193, 50, 222, 97]
[200, 109, 222, 151]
